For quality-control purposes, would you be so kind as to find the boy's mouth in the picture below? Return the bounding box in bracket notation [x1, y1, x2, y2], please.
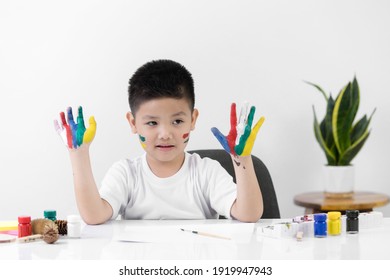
[156, 144, 175, 149]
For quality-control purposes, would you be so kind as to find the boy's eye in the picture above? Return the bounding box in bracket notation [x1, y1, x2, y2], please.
[146, 121, 158, 126]
[173, 119, 184, 125]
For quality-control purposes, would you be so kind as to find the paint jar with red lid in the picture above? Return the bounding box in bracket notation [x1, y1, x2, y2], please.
[18, 216, 32, 238]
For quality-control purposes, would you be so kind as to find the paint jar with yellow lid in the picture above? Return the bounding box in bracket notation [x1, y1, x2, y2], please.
[327, 211, 341, 236]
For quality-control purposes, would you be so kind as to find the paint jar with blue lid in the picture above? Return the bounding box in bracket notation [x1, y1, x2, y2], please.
[314, 213, 327, 237]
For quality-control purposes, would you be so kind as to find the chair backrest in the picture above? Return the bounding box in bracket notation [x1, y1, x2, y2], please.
[188, 149, 280, 219]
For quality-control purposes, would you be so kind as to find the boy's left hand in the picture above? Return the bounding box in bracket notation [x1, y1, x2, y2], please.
[211, 102, 265, 157]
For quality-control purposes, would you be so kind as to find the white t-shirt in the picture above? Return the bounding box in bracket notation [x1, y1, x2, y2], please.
[99, 152, 237, 220]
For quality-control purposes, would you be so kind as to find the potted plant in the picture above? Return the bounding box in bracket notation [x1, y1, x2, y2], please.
[306, 76, 376, 197]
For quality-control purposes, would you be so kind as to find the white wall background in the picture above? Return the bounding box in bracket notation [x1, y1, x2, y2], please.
[1, 0, 389, 220]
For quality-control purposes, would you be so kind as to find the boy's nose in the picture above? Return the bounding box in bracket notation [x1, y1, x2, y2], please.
[158, 125, 173, 140]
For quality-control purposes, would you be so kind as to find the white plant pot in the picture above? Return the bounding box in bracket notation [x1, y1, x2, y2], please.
[323, 165, 355, 198]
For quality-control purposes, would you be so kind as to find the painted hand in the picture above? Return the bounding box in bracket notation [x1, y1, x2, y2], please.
[211, 102, 265, 157]
[54, 106, 96, 149]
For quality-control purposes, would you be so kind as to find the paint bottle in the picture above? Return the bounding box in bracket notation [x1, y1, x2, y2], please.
[18, 216, 32, 238]
[327, 211, 341, 236]
[44, 210, 57, 221]
[313, 213, 327, 237]
[346, 210, 359, 234]
[67, 215, 81, 238]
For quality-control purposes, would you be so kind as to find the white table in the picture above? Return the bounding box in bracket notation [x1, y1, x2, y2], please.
[1, 218, 389, 260]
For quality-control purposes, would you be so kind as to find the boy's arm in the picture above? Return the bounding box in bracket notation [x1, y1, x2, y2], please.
[69, 145, 113, 225]
[55, 106, 112, 225]
[229, 155, 263, 222]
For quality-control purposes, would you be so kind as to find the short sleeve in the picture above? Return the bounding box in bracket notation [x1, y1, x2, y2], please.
[199, 157, 237, 219]
[99, 160, 131, 220]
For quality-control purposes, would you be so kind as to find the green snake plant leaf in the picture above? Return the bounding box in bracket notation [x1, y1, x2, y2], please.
[339, 129, 370, 165]
[351, 108, 376, 143]
[332, 79, 360, 155]
[313, 106, 337, 165]
[304, 81, 329, 102]
[323, 95, 336, 149]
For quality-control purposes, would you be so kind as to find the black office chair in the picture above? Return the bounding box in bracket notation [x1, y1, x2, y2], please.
[188, 149, 280, 219]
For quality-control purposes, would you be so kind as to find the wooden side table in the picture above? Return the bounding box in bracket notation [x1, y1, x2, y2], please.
[294, 191, 390, 214]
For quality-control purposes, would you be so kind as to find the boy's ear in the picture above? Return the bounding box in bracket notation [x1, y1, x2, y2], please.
[126, 112, 137, 134]
[191, 108, 199, 130]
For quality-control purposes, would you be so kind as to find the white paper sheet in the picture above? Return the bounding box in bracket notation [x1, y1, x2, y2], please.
[115, 223, 255, 243]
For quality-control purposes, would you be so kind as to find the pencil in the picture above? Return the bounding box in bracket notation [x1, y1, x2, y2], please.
[180, 228, 231, 240]
[17, 234, 43, 243]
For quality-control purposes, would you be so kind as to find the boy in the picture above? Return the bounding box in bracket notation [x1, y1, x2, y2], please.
[55, 59, 264, 224]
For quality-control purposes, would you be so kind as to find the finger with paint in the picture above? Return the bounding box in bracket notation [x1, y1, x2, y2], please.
[76, 106, 86, 146]
[54, 117, 70, 148]
[236, 101, 249, 145]
[211, 103, 238, 155]
[54, 111, 73, 148]
[67, 107, 78, 148]
[83, 115, 96, 144]
[234, 106, 265, 156]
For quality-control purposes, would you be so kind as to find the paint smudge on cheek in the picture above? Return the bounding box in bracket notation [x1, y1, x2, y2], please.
[182, 132, 190, 144]
[139, 134, 147, 149]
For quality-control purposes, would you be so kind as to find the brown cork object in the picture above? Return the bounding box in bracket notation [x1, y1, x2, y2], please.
[31, 218, 56, 235]
[55, 219, 68, 235]
[42, 222, 59, 244]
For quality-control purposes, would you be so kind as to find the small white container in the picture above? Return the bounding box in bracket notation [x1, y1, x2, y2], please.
[67, 215, 82, 238]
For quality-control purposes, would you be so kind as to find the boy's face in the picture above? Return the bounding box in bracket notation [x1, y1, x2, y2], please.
[127, 97, 198, 166]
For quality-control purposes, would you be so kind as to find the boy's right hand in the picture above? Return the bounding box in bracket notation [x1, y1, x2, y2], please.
[54, 106, 96, 149]
[211, 102, 264, 157]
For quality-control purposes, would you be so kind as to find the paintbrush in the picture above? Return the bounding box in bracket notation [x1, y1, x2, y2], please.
[180, 228, 231, 240]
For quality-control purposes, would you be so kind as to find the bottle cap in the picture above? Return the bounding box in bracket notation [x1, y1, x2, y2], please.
[18, 216, 31, 224]
[327, 211, 341, 220]
[346, 210, 359, 218]
[67, 215, 81, 223]
[314, 213, 327, 222]
[44, 210, 57, 219]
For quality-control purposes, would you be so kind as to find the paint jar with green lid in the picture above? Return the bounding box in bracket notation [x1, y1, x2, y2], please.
[44, 210, 57, 221]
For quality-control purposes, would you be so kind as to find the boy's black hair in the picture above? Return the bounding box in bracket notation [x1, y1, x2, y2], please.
[128, 59, 195, 115]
